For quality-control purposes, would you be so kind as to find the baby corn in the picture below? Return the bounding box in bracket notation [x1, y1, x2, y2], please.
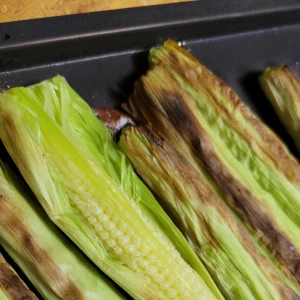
[0, 76, 222, 300]
[0, 160, 125, 300]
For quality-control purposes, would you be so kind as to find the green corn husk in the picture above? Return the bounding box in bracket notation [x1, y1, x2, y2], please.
[0, 252, 37, 300]
[119, 125, 300, 300]
[259, 66, 300, 152]
[0, 160, 125, 300]
[122, 40, 300, 290]
[0, 76, 222, 300]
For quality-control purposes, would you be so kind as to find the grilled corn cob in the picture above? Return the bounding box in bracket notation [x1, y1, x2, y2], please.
[259, 66, 300, 152]
[0, 76, 222, 300]
[122, 40, 300, 288]
[119, 125, 300, 299]
[0, 252, 37, 300]
[0, 159, 125, 300]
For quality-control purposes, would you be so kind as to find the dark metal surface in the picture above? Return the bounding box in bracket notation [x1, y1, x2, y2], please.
[0, 0, 300, 147]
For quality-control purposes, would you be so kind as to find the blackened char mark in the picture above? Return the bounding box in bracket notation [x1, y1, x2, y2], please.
[160, 89, 195, 131]
[0, 253, 37, 300]
[142, 126, 163, 147]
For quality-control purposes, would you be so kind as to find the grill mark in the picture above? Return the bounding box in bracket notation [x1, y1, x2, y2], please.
[0, 194, 84, 300]
[0, 253, 37, 300]
[200, 149, 300, 280]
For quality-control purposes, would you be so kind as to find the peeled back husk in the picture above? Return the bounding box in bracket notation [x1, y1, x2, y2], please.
[0, 159, 125, 300]
[0, 76, 222, 300]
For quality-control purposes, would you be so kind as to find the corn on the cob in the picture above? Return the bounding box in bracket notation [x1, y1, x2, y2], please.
[259, 66, 300, 152]
[122, 40, 300, 288]
[0, 252, 37, 300]
[0, 76, 223, 300]
[119, 124, 300, 299]
[0, 159, 125, 300]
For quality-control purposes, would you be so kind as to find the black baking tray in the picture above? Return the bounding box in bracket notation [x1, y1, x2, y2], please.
[1, 0, 300, 155]
[0, 0, 300, 297]
[1, 0, 300, 158]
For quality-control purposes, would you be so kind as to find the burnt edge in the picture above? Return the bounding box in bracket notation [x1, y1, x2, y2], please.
[0, 252, 37, 300]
